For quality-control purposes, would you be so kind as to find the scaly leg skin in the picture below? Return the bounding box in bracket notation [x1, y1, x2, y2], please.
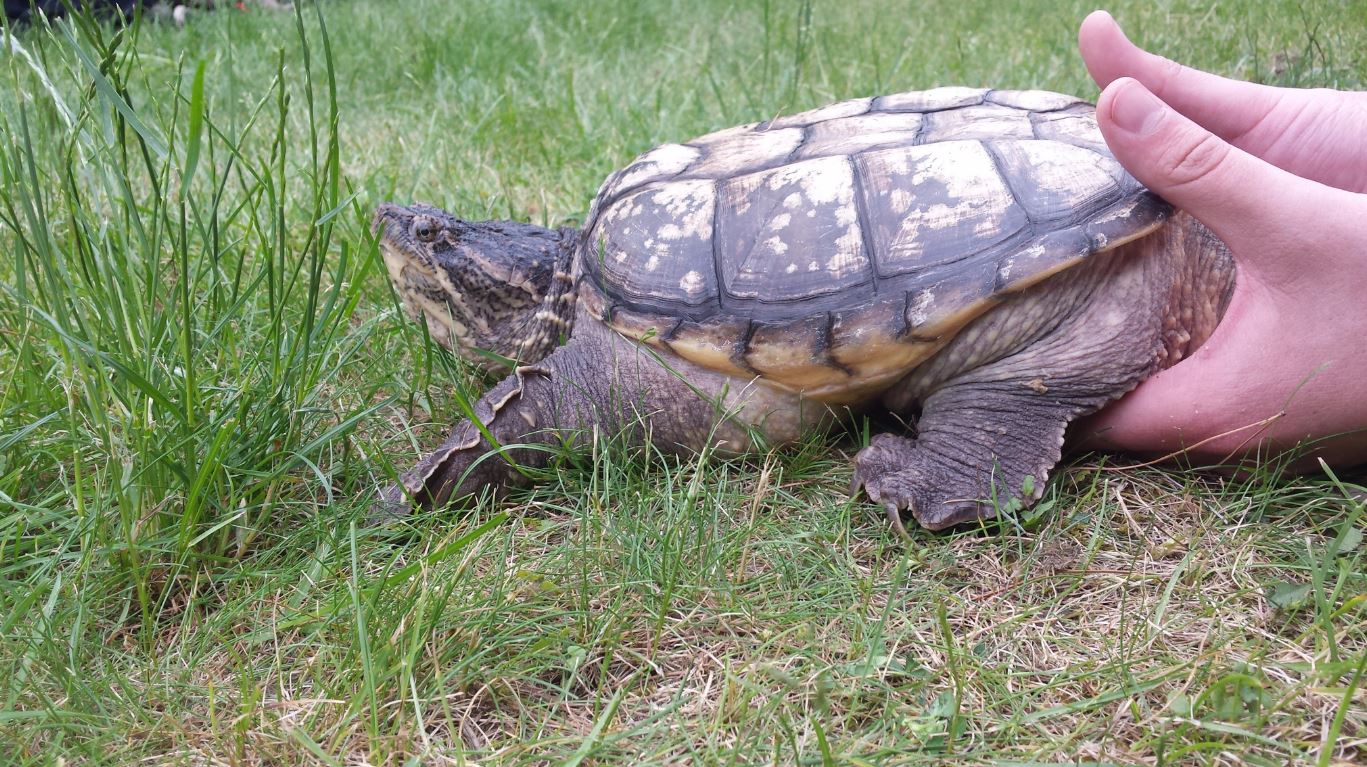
[853, 214, 1234, 533]
[374, 312, 814, 517]
[851, 382, 1105, 532]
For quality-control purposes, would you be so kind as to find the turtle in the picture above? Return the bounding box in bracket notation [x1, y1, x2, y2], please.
[373, 86, 1236, 532]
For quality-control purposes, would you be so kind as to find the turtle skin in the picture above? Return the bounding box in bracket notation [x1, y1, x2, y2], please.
[374, 87, 1236, 533]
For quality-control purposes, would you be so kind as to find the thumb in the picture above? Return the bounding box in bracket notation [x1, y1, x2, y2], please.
[1095, 77, 1328, 277]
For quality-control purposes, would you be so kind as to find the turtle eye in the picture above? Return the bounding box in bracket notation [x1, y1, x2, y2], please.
[412, 216, 441, 243]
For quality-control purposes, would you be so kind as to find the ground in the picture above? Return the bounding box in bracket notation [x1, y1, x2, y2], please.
[0, 0, 1364, 764]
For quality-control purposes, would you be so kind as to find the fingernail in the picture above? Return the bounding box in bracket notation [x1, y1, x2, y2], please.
[1110, 81, 1165, 136]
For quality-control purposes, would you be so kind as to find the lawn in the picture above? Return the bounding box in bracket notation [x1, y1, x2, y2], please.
[1, 0, 1364, 764]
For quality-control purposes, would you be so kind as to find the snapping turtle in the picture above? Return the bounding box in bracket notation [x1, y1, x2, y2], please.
[374, 86, 1235, 532]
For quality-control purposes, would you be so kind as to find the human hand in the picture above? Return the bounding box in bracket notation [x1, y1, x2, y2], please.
[1078, 10, 1367, 195]
[1075, 11, 1367, 469]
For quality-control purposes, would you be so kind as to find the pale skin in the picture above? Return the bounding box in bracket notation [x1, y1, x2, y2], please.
[1075, 10, 1367, 469]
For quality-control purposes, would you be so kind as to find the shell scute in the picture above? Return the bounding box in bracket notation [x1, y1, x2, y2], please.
[856, 141, 1028, 278]
[764, 96, 873, 130]
[992, 226, 1092, 294]
[875, 87, 988, 112]
[684, 126, 804, 179]
[591, 180, 717, 307]
[986, 89, 1086, 112]
[744, 314, 850, 390]
[662, 314, 753, 379]
[609, 143, 700, 197]
[990, 140, 1126, 224]
[716, 155, 871, 303]
[793, 112, 924, 161]
[905, 258, 1002, 338]
[1084, 192, 1170, 251]
[921, 104, 1035, 143]
[826, 296, 940, 398]
[1031, 106, 1109, 152]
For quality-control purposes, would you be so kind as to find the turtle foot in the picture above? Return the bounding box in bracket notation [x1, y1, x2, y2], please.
[851, 434, 999, 533]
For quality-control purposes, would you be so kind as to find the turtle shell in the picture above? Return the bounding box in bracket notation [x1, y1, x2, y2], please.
[576, 87, 1171, 403]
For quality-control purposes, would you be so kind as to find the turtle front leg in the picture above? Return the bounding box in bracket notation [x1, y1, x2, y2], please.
[375, 318, 797, 517]
[373, 363, 563, 515]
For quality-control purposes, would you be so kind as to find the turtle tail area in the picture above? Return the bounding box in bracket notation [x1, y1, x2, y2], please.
[1158, 212, 1237, 367]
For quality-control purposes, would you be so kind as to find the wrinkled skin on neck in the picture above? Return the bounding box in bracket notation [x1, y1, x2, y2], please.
[373, 203, 578, 370]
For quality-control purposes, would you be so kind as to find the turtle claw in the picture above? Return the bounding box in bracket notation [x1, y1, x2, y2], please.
[884, 501, 913, 540]
[848, 464, 866, 497]
[850, 434, 925, 536]
[850, 455, 916, 539]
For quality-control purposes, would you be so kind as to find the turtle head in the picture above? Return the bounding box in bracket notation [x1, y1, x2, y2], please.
[373, 202, 577, 370]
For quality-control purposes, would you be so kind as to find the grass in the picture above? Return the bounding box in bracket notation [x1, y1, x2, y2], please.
[1, 0, 1364, 763]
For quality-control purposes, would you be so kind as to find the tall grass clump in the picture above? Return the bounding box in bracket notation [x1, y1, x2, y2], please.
[0, 7, 385, 638]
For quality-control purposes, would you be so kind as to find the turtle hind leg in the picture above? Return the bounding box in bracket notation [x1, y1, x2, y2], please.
[851, 381, 1100, 531]
[851, 285, 1166, 531]
[850, 223, 1230, 533]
